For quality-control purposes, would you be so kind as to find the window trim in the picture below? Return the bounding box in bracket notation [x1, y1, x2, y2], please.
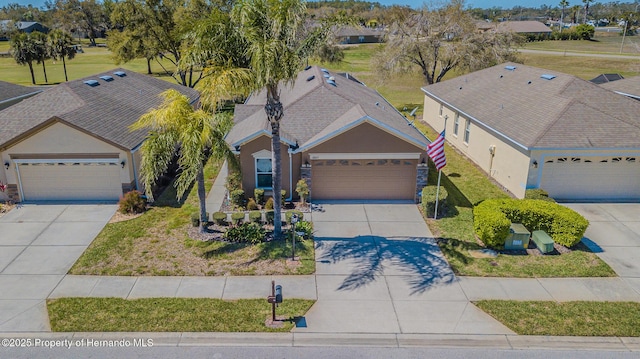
[464, 119, 471, 144]
[453, 113, 459, 136]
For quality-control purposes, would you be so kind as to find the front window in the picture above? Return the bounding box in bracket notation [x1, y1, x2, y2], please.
[464, 119, 471, 143]
[453, 113, 459, 136]
[256, 158, 272, 188]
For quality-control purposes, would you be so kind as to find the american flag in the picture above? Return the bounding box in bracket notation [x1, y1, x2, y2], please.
[427, 130, 446, 171]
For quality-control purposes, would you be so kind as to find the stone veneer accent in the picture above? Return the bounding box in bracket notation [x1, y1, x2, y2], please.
[415, 163, 429, 203]
[300, 164, 311, 201]
[5, 184, 20, 202]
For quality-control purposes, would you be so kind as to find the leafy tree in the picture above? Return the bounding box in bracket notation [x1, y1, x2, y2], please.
[575, 23, 595, 39]
[314, 43, 344, 63]
[10, 32, 38, 84]
[48, 29, 76, 81]
[51, 0, 109, 47]
[374, 1, 520, 85]
[130, 89, 236, 232]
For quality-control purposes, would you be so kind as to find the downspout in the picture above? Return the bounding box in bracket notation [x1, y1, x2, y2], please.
[131, 146, 141, 192]
[286, 149, 293, 201]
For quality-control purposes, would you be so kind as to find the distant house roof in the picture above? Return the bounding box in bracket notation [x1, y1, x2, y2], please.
[421, 63, 640, 150]
[590, 73, 624, 84]
[334, 25, 383, 38]
[227, 66, 428, 151]
[0, 20, 49, 33]
[600, 76, 640, 100]
[0, 69, 199, 150]
[0, 81, 42, 106]
[496, 21, 552, 34]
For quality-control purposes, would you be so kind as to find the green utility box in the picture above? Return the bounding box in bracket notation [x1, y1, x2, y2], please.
[532, 230, 555, 254]
[504, 223, 530, 250]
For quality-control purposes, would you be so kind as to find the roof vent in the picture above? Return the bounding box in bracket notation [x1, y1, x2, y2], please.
[500, 75, 503, 78]
[527, 81, 532, 84]
[540, 74, 556, 80]
[113, 71, 127, 77]
[320, 68, 329, 74]
[83, 80, 99, 87]
[306, 75, 315, 82]
[99, 75, 114, 82]
[505, 65, 517, 71]
[304, 65, 311, 70]
[323, 74, 330, 78]
[326, 79, 336, 87]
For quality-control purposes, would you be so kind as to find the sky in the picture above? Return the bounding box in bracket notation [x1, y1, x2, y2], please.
[1, 0, 563, 10]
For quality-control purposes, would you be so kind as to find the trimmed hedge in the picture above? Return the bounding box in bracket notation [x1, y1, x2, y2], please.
[525, 188, 556, 203]
[285, 210, 303, 224]
[212, 212, 227, 225]
[249, 211, 262, 223]
[230, 212, 245, 226]
[473, 199, 589, 248]
[421, 185, 449, 218]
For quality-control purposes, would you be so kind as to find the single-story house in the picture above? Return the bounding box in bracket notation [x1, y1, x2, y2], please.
[334, 26, 384, 44]
[0, 20, 50, 35]
[599, 76, 640, 101]
[589, 73, 624, 85]
[226, 66, 429, 202]
[0, 81, 42, 111]
[0, 69, 199, 202]
[495, 21, 552, 36]
[421, 63, 640, 202]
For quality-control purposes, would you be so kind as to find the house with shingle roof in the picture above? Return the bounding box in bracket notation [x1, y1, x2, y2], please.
[421, 63, 640, 201]
[227, 66, 429, 202]
[599, 76, 640, 101]
[0, 69, 199, 202]
[0, 81, 42, 111]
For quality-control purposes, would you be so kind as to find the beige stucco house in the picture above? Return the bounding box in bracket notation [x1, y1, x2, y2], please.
[0, 70, 199, 202]
[422, 63, 640, 201]
[226, 66, 429, 202]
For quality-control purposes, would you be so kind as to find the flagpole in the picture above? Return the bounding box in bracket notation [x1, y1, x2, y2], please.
[433, 115, 447, 220]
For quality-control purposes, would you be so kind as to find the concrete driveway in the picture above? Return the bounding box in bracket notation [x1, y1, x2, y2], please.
[295, 203, 513, 335]
[0, 204, 116, 331]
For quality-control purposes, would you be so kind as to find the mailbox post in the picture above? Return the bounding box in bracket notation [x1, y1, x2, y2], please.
[290, 214, 298, 261]
[267, 280, 283, 322]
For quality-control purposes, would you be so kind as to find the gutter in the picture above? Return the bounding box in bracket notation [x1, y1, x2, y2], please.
[286, 149, 293, 202]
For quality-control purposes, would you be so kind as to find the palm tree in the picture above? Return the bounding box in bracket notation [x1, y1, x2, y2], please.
[559, 0, 569, 31]
[10, 32, 38, 85]
[48, 29, 76, 82]
[31, 31, 50, 84]
[130, 89, 236, 232]
[582, 0, 591, 23]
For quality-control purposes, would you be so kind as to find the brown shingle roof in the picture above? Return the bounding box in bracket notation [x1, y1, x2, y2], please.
[0, 69, 199, 150]
[421, 63, 640, 149]
[600, 76, 640, 100]
[0, 81, 41, 104]
[227, 66, 428, 150]
[496, 21, 552, 34]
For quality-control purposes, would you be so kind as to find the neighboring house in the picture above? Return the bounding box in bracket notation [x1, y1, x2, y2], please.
[590, 73, 624, 85]
[494, 21, 552, 38]
[226, 66, 429, 202]
[335, 26, 384, 44]
[0, 20, 49, 35]
[599, 76, 640, 100]
[422, 63, 640, 202]
[0, 69, 199, 202]
[0, 81, 42, 111]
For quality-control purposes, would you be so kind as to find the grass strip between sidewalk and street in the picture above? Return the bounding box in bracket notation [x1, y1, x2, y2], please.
[47, 298, 315, 332]
[475, 300, 640, 337]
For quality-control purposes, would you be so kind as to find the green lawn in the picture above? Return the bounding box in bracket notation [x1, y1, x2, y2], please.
[48, 297, 315, 332]
[476, 300, 640, 336]
[520, 53, 640, 80]
[523, 32, 640, 55]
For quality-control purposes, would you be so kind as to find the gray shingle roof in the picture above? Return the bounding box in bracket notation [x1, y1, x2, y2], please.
[0, 81, 41, 104]
[0, 69, 199, 150]
[600, 76, 640, 99]
[496, 21, 552, 34]
[421, 62, 640, 149]
[227, 66, 428, 150]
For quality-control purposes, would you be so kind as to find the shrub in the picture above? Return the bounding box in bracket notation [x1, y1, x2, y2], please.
[230, 189, 245, 208]
[285, 210, 304, 224]
[296, 179, 309, 203]
[254, 188, 265, 205]
[264, 210, 275, 224]
[223, 222, 265, 244]
[473, 199, 589, 248]
[525, 188, 556, 203]
[225, 169, 242, 192]
[294, 221, 313, 239]
[265, 197, 274, 210]
[212, 212, 227, 226]
[118, 190, 146, 214]
[249, 210, 262, 223]
[231, 212, 245, 226]
[421, 185, 449, 218]
[281, 190, 287, 204]
[246, 198, 259, 210]
[190, 213, 200, 227]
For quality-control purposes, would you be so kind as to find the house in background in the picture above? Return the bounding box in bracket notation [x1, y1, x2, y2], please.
[0, 69, 198, 202]
[495, 21, 552, 37]
[334, 26, 384, 44]
[0, 81, 42, 111]
[422, 63, 640, 202]
[226, 66, 429, 202]
[0, 20, 49, 36]
[599, 76, 640, 101]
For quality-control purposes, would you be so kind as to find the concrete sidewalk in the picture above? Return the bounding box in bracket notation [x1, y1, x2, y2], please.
[204, 160, 228, 213]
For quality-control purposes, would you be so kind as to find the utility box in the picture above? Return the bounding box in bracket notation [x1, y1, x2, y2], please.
[532, 230, 555, 254]
[504, 223, 530, 250]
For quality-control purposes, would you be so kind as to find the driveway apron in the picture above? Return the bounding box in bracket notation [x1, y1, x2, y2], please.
[0, 204, 116, 331]
[295, 203, 514, 335]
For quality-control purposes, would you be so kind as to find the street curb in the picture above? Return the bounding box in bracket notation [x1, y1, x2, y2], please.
[1, 332, 638, 351]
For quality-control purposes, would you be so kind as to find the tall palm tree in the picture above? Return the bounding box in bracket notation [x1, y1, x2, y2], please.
[582, 0, 591, 23]
[10, 32, 38, 85]
[232, 0, 325, 240]
[559, 0, 569, 31]
[30, 31, 50, 84]
[130, 89, 236, 232]
[48, 29, 76, 82]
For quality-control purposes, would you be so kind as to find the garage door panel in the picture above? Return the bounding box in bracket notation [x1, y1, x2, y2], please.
[18, 162, 122, 201]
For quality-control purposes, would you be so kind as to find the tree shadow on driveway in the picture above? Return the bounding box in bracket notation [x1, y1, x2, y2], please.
[316, 235, 455, 295]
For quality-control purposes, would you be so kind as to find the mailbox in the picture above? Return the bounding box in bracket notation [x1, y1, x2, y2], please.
[275, 285, 283, 303]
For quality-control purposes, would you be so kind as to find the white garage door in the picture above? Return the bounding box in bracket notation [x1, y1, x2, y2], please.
[540, 156, 640, 201]
[311, 159, 417, 200]
[16, 160, 122, 201]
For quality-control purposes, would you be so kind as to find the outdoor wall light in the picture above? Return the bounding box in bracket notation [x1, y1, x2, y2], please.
[532, 160, 538, 168]
[120, 160, 125, 168]
[4, 162, 9, 170]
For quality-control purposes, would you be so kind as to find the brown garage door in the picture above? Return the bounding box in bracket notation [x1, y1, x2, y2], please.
[311, 159, 417, 200]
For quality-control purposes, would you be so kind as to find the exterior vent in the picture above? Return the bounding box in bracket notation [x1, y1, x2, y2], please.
[505, 65, 517, 71]
[99, 75, 114, 82]
[323, 74, 330, 78]
[83, 80, 99, 87]
[113, 71, 127, 77]
[304, 65, 311, 70]
[306, 75, 315, 81]
[540, 74, 556, 80]
[320, 68, 329, 74]
[326, 79, 336, 87]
